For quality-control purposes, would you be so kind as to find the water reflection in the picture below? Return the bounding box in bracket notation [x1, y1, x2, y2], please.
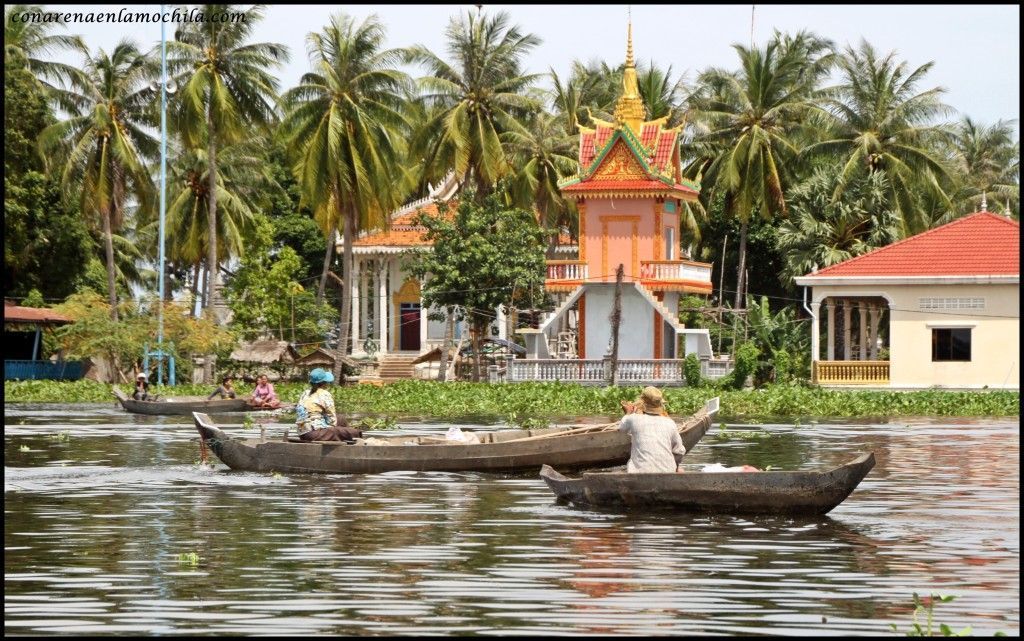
[4, 407, 1019, 636]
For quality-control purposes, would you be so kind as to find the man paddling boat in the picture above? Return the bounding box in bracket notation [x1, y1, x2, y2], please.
[618, 386, 686, 473]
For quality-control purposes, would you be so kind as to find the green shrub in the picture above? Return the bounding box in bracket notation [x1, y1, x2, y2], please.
[684, 353, 703, 388]
[730, 342, 760, 389]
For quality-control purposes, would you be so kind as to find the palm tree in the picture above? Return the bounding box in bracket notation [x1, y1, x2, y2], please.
[406, 10, 541, 199]
[637, 61, 687, 125]
[39, 40, 158, 320]
[4, 3, 86, 103]
[550, 59, 620, 137]
[280, 12, 410, 363]
[948, 116, 1019, 215]
[168, 4, 287, 319]
[690, 31, 832, 309]
[504, 112, 577, 244]
[805, 40, 955, 236]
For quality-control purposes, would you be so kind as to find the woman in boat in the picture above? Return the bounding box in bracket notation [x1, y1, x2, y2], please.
[208, 376, 237, 400]
[249, 374, 281, 409]
[132, 372, 151, 401]
[618, 386, 686, 473]
[295, 368, 363, 442]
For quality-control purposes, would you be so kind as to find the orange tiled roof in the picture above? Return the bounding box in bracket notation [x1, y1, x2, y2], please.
[353, 202, 443, 248]
[3, 303, 72, 324]
[563, 179, 698, 195]
[805, 212, 1019, 278]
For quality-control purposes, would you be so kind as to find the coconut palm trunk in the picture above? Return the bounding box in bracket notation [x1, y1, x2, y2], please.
[101, 205, 119, 321]
[734, 220, 748, 310]
[205, 110, 219, 321]
[333, 201, 356, 379]
[317, 221, 336, 305]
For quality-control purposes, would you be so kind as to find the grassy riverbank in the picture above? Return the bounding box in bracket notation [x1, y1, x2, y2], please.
[4, 380, 1019, 419]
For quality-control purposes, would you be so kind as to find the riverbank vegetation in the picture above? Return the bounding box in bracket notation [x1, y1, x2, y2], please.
[6, 380, 1018, 419]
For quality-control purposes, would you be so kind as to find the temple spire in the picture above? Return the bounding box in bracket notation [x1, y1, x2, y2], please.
[614, 15, 645, 133]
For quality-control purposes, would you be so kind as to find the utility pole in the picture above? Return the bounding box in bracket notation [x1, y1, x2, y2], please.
[608, 263, 624, 386]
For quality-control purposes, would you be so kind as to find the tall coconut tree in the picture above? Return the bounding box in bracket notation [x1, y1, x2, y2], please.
[504, 111, 577, 243]
[280, 12, 410, 364]
[690, 31, 833, 308]
[550, 59, 620, 137]
[804, 40, 955, 236]
[168, 4, 287, 319]
[4, 3, 86, 104]
[406, 10, 541, 199]
[39, 40, 158, 320]
[948, 116, 1019, 215]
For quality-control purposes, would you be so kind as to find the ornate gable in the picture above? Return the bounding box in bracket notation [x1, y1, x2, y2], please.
[591, 139, 650, 181]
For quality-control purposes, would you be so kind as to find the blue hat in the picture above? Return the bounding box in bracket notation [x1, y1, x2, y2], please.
[309, 368, 334, 384]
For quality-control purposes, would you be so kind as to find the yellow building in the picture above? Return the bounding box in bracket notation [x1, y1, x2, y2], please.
[795, 210, 1020, 389]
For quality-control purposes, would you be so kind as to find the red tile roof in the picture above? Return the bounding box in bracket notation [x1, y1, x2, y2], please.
[354, 202, 443, 248]
[806, 212, 1019, 277]
[650, 133, 676, 173]
[580, 132, 596, 168]
[3, 303, 72, 324]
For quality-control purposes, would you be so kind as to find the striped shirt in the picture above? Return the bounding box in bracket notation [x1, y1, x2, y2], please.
[618, 412, 686, 473]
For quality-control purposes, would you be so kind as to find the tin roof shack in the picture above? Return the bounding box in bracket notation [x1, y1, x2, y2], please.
[3, 300, 84, 380]
[294, 347, 359, 382]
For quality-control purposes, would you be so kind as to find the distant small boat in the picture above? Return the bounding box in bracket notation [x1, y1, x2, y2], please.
[192, 398, 720, 474]
[540, 452, 875, 515]
[113, 387, 251, 416]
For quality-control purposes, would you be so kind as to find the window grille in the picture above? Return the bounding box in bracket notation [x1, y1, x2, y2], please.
[919, 297, 984, 310]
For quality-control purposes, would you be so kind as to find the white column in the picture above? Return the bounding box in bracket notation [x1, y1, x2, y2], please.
[377, 260, 388, 355]
[810, 301, 821, 363]
[869, 305, 882, 360]
[826, 301, 836, 361]
[858, 304, 868, 361]
[389, 262, 398, 351]
[842, 303, 852, 361]
[359, 268, 369, 352]
[419, 279, 428, 352]
[351, 258, 361, 355]
[496, 305, 506, 340]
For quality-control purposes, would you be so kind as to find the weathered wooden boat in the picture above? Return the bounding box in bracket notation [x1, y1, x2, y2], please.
[192, 398, 719, 474]
[113, 387, 251, 416]
[540, 452, 875, 515]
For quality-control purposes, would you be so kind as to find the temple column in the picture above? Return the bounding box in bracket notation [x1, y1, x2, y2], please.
[842, 302, 852, 361]
[496, 305, 506, 341]
[377, 260, 388, 356]
[826, 301, 836, 360]
[359, 268, 369, 353]
[810, 302, 821, 363]
[869, 304, 882, 360]
[858, 304, 868, 361]
[351, 258, 361, 355]
[419, 279, 428, 352]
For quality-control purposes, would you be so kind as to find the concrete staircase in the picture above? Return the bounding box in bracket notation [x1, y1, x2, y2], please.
[635, 283, 686, 334]
[378, 354, 418, 382]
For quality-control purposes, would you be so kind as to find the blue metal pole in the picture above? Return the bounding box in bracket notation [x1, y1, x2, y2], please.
[32, 326, 41, 362]
[157, 4, 168, 385]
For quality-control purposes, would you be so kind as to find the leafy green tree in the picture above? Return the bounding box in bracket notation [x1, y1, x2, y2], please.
[948, 116, 1019, 216]
[281, 12, 410, 373]
[265, 144, 325, 282]
[806, 40, 955, 236]
[504, 112, 577, 242]
[777, 163, 901, 284]
[407, 10, 541, 198]
[169, 4, 287, 318]
[225, 217, 337, 346]
[743, 295, 810, 385]
[406, 192, 550, 381]
[39, 40, 158, 320]
[690, 31, 833, 309]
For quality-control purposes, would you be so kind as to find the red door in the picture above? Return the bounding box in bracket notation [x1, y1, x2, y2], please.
[400, 303, 421, 351]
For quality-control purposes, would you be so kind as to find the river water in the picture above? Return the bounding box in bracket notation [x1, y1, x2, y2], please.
[4, 404, 1019, 636]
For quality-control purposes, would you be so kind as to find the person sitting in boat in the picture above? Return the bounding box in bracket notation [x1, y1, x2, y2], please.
[249, 374, 281, 409]
[208, 376, 237, 400]
[618, 386, 686, 474]
[295, 368, 363, 442]
[132, 372, 151, 401]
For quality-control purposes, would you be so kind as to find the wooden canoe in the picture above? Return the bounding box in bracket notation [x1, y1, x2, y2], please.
[192, 398, 719, 474]
[540, 452, 876, 515]
[113, 387, 251, 416]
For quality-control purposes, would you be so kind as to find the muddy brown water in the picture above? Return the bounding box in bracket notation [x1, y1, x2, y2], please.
[4, 404, 1019, 636]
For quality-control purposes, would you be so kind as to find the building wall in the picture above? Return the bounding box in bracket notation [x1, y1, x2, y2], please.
[584, 284, 655, 359]
[813, 283, 1019, 389]
[583, 198, 658, 282]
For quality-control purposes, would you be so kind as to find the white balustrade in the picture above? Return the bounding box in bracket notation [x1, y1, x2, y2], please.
[546, 262, 588, 281]
[509, 359, 689, 385]
[640, 261, 712, 283]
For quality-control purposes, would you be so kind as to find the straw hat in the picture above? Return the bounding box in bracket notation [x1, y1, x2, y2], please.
[639, 386, 664, 411]
[136, 372, 148, 381]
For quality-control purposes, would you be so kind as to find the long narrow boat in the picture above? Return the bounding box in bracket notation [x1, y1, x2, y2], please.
[114, 387, 251, 416]
[192, 398, 719, 474]
[540, 452, 875, 515]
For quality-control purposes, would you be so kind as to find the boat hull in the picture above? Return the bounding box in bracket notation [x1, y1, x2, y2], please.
[114, 387, 250, 415]
[193, 408, 713, 474]
[540, 453, 875, 515]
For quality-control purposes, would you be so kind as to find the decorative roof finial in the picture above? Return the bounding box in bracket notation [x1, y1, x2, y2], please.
[981, 192, 988, 212]
[614, 9, 645, 132]
[626, 8, 635, 68]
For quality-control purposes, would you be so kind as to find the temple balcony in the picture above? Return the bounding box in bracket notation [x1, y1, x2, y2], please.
[639, 260, 713, 289]
[546, 260, 588, 291]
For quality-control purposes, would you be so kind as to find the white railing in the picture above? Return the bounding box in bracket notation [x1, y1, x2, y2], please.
[546, 261, 589, 281]
[508, 359, 688, 386]
[702, 358, 734, 380]
[640, 260, 712, 283]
